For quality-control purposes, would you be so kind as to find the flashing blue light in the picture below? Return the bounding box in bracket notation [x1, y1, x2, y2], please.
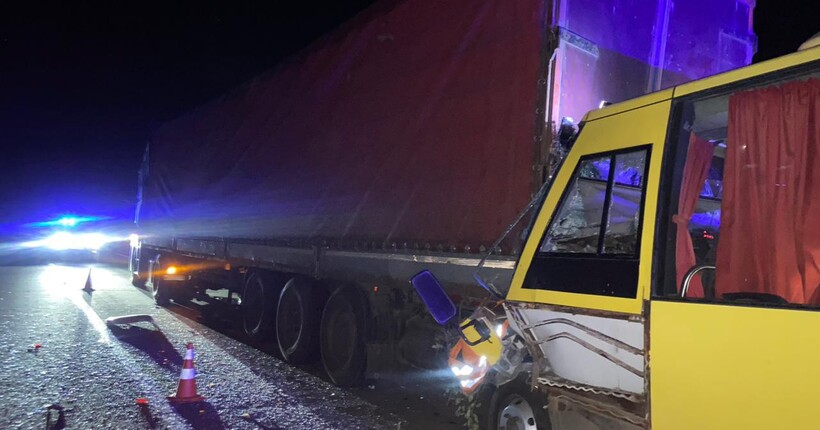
[58, 217, 79, 227]
[24, 215, 104, 228]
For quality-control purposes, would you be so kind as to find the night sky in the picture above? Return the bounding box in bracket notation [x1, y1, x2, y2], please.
[0, 0, 815, 228]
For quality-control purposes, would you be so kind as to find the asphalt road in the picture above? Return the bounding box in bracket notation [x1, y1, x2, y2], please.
[0, 263, 408, 429]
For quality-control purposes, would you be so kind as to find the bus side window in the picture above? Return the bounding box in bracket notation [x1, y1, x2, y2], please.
[660, 72, 820, 305]
[540, 155, 610, 254]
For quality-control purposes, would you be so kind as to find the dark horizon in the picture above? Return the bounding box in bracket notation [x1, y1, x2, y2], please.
[0, 0, 815, 228]
[0, 1, 377, 228]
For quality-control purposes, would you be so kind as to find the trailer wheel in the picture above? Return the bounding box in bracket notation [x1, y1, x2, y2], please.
[276, 277, 322, 364]
[241, 271, 276, 339]
[487, 378, 550, 430]
[320, 286, 367, 387]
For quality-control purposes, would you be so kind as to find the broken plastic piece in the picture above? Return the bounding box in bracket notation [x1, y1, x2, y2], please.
[135, 397, 149, 406]
[105, 314, 154, 326]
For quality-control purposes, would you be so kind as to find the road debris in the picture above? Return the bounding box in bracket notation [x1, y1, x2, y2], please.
[45, 403, 65, 430]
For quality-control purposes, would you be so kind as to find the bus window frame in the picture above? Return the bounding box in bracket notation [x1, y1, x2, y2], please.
[523, 144, 652, 299]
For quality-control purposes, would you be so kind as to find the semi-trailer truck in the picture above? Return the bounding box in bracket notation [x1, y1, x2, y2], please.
[130, 0, 756, 388]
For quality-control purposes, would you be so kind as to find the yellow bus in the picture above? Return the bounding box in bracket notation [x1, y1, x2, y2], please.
[414, 43, 820, 430]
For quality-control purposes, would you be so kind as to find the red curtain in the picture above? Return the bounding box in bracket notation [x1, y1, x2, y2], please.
[715, 79, 820, 304]
[674, 133, 714, 297]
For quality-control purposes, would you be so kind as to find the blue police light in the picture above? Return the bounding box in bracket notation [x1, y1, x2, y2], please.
[57, 217, 79, 227]
[26, 215, 102, 228]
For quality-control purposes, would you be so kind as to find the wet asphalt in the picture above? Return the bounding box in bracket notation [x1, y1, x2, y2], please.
[0, 263, 411, 429]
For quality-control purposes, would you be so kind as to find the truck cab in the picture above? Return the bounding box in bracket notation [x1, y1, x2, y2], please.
[415, 45, 820, 429]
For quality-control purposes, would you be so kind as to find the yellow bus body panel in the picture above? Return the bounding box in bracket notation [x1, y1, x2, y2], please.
[650, 300, 820, 429]
[506, 92, 672, 315]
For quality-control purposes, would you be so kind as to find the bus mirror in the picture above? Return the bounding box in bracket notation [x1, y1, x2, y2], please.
[411, 270, 456, 325]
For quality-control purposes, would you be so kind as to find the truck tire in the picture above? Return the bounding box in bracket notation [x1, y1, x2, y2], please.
[487, 377, 550, 430]
[130, 249, 146, 288]
[320, 286, 368, 387]
[131, 273, 146, 288]
[241, 271, 276, 339]
[276, 277, 322, 364]
[151, 257, 189, 306]
[152, 275, 171, 307]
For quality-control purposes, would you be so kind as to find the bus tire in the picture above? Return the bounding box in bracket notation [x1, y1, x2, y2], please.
[276, 277, 322, 364]
[487, 377, 550, 430]
[320, 286, 368, 387]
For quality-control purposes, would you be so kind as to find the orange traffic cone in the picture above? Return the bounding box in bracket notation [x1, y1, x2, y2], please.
[167, 343, 205, 403]
[82, 269, 94, 293]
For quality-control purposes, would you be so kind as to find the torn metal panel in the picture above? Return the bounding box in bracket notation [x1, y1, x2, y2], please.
[548, 387, 645, 430]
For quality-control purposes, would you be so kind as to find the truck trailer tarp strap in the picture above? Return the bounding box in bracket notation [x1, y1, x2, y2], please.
[141, 0, 546, 251]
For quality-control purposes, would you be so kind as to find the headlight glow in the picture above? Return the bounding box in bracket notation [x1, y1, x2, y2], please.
[44, 232, 74, 250]
[42, 232, 114, 251]
[451, 364, 474, 377]
[81, 233, 107, 251]
[459, 377, 482, 389]
[129, 234, 139, 247]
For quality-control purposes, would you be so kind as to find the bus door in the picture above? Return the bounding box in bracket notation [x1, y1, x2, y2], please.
[505, 93, 672, 428]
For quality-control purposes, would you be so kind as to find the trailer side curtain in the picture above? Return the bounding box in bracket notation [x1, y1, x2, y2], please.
[674, 132, 713, 297]
[141, 0, 545, 250]
[715, 79, 820, 304]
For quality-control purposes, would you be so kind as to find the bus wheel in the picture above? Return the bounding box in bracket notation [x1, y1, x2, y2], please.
[488, 378, 550, 430]
[320, 286, 367, 387]
[276, 277, 322, 364]
[241, 271, 275, 339]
